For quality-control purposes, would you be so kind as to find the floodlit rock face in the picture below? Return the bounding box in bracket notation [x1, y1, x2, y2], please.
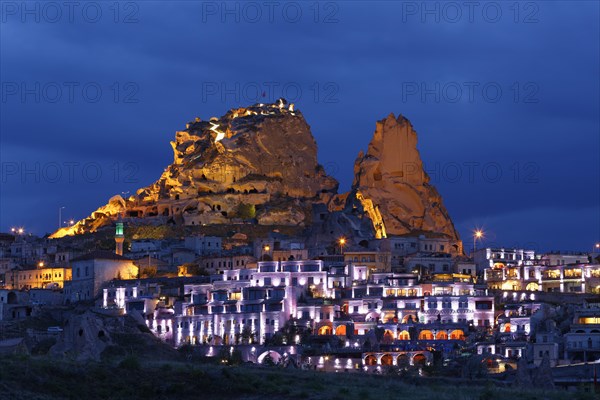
[348, 113, 459, 240]
[50, 101, 459, 246]
[51, 99, 338, 238]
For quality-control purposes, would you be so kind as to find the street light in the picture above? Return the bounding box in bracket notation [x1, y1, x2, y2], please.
[473, 230, 484, 255]
[58, 206, 65, 229]
[338, 237, 346, 255]
[262, 245, 270, 261]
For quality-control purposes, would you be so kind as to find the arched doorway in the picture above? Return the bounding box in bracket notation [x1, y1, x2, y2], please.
[335, 325, 347, 336]
[402, 314, 417, 323]
[365, 312, 379, 322]
[418, 330, 433, 340]
[526, 282, 539, 291]
[397, 354, 409, 368]
[318, 326, 332, 335]
[364, 355, 377, 366]
[449, 329, 465, 340]
[258, 350, 282, 364]
[436, 331, 448, 340]
[398, 330, 410, 340]
[7, 292, 17, 304]
[381, 354, 393, 366]
[413, 354, 427, 366]
[383, 329, 395, 344]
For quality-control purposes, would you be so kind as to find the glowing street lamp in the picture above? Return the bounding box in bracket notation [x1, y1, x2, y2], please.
[473, 230, 484, 254]
[338, 237, 346, 255]
[262, 245, 270, 261]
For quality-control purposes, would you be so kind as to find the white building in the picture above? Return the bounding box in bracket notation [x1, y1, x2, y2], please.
[64, 251, 138, 303]
[184, 236, 222, 255]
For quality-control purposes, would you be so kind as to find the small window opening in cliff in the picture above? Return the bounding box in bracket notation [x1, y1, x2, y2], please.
[201, 174, 207, 180]
[373, 168, 382, 181]
[226, 188, 234, 194]
[98, 330, 105, 338]
[216, 205, 221, 211]
[175, 194, 180, 200]
[221, 211, 228, 217]
[78, 329, 83, 337]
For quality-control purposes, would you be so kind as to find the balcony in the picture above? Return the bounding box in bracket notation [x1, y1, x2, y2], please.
[541, 270, 561, 280]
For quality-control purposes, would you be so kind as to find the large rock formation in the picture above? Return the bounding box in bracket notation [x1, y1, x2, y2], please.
[51, 101, 459, 246]
[51, 99, 338, 238]
[347, 114, 459, 240]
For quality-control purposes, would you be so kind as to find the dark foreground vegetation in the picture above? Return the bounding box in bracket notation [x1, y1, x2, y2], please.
[0, 354, 592, 400]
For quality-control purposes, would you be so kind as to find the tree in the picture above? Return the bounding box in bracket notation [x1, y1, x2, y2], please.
[265, 318, 309, 346]
[240, 324, 255, 344]
[182, 263, 209, 276]
[217, 347, 243, 365]
[236, 203, 256, 219]
[262, 352, 276, 366]
[140, 266, 157, 278]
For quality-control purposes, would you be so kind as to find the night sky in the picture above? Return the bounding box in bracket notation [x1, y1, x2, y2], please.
[1, 1, 598, 252]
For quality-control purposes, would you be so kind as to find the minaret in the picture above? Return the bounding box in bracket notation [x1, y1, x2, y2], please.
[115, 222, 124, 256]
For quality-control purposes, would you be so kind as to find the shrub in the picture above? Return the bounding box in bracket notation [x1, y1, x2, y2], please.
[119, 355, 140, 370]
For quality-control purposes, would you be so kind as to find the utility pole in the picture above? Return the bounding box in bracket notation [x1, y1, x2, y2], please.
[58, 206, 65, 230]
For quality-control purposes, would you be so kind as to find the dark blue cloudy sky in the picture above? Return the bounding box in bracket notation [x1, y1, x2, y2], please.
[1, 1, 598, 252]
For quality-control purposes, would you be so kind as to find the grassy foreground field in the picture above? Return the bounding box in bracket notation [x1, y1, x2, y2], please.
[0, 355, 590, 400]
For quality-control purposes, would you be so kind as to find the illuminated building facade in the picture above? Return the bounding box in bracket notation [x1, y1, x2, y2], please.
[103, 260, 495, 351]
[485, 263, 600, 293]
